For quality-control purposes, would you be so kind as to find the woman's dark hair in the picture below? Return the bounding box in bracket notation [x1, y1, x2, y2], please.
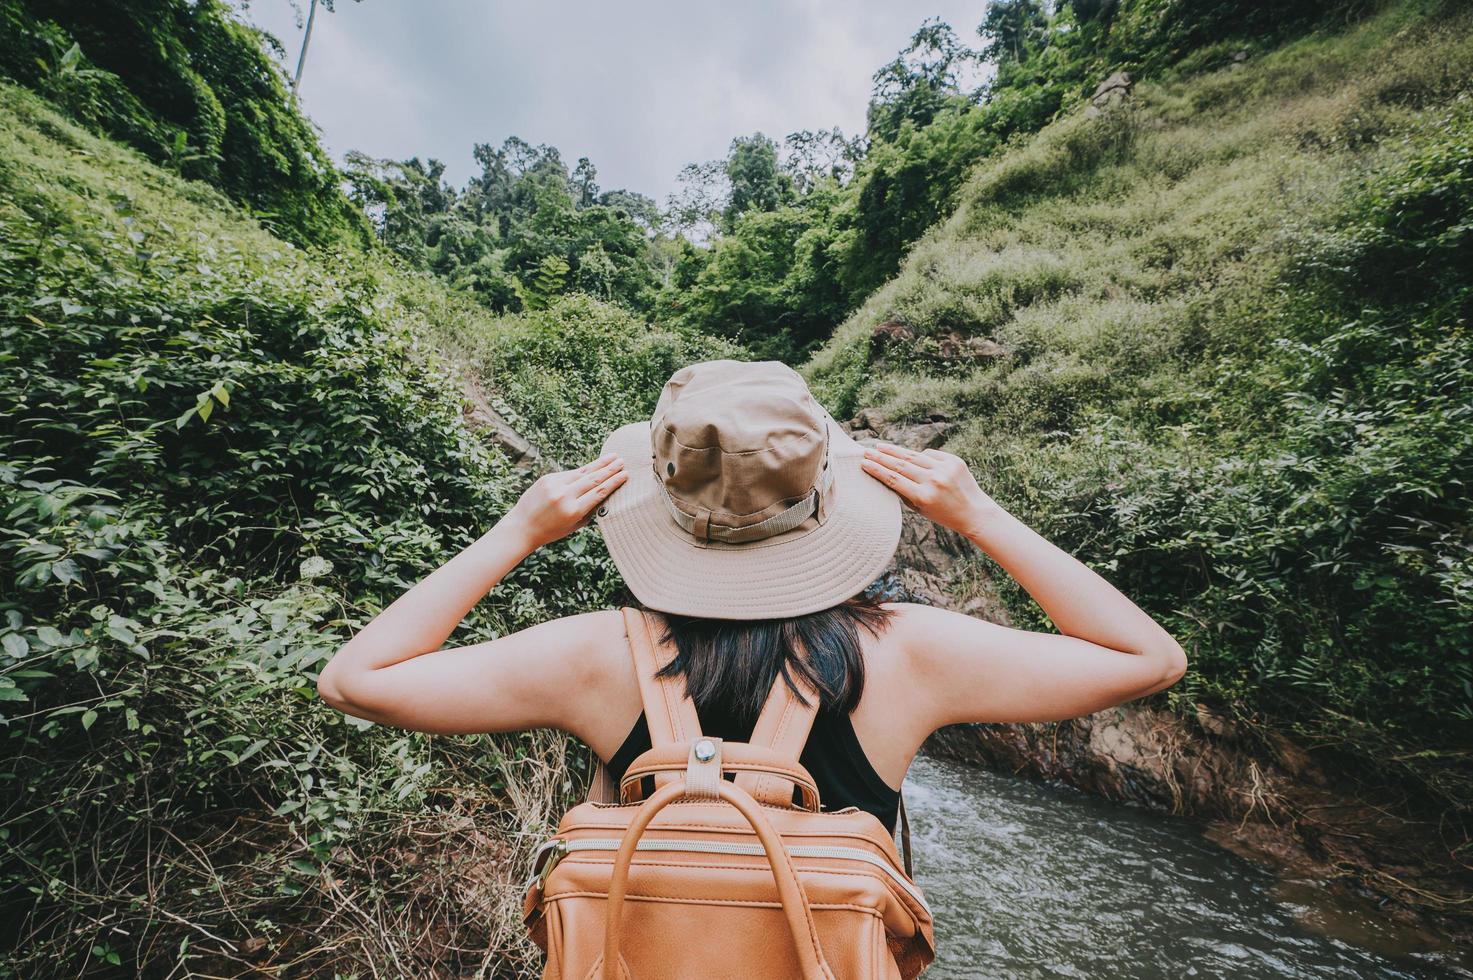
[643, 590, 896, 728]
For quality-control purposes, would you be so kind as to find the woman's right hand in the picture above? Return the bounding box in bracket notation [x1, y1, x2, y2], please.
[860, 442, 1000, 539]
[505, 451, 627, 550]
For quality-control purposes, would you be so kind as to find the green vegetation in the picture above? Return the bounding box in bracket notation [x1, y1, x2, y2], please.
[657, 0, 1379, 359]
[0, 84, 730, 974]
[1, 0, 1470, 973]
[0, 0, 370, 249]
[430, 294, 743, 463]
[806, 2, 1473, 807]
[343, 1, 1378, 362]
[342, 139, 672, 314]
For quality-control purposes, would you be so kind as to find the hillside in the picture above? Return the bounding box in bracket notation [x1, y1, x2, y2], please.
[805, 0, 1473, 925]
[0, 0, 370, 250]
[0, 81, 735, 975]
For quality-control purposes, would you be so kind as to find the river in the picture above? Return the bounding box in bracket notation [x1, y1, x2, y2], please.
[903, 754, 1469, 979]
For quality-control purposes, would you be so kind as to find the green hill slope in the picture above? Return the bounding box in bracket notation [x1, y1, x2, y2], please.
[0, 82, 732, 975]
[0, 0, 370, 249]
[806, 3, 1473, 811]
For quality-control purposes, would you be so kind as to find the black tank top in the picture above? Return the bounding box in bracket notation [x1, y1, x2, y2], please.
[604, 700, 901, 834]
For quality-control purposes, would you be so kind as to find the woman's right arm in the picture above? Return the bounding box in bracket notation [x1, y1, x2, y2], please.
[861, 443, 1187, 727]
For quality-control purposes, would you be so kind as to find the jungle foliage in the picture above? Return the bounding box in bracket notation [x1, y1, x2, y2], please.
[0, 83, 732, 975]
[1, 0, 1470, 974]
[343, 1, 1379, 361]
[341, 139, 672, 315]
[0, 0, 369, 249]
[805, 2, 1473, 809]
[655, 0, 1383, 360]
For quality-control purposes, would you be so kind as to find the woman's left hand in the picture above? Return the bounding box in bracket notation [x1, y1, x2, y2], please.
[506, 451, 628, 550]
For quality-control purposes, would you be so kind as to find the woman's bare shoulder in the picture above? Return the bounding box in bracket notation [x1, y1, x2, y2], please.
[558, 604, 628, 655]
[875, 600, 983, 639]
[867, 600, 1005, 675]
[881, 599, 1001, 629]
[864, 601, 937, 668]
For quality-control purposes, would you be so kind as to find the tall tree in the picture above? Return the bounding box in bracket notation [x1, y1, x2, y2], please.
[571, 156, 599, 208]
[665, 159, 728, 241]
[341, 152, 452, 263]
[782, 127, 866, 193]
[866, 18, 983, 141]
[722, 133, 794, 232]
[598, 189, 661, 232]
[978, 0, 1050, 70]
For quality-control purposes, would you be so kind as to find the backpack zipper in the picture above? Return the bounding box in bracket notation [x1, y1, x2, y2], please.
[528, 836, 930, 914]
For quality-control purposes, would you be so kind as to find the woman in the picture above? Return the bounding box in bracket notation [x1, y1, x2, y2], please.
[317, 359, 1186, 841]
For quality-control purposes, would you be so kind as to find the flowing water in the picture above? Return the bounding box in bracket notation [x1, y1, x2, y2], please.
[903, 754, 1469, 979]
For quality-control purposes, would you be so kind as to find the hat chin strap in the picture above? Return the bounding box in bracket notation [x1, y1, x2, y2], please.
[661, 451, 835, 544]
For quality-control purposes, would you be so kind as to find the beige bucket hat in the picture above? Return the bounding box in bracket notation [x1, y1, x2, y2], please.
[594, 359, 901, 620]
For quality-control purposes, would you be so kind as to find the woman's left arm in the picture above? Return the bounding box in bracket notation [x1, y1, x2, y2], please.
[316, 452, 627, 734]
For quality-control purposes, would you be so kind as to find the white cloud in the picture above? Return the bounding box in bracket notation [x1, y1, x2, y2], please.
[241, 0, 990, 202]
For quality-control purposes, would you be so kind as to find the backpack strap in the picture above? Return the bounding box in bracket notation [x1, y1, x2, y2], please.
[623, 606, 700, 743]
[737, 666, 917, 875]
[733, 662, 821, 807]
[583, 609, 695, 803]
[622, 607, 700, 790]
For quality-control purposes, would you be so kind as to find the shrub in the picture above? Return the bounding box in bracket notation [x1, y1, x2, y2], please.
[447, 293, 744, 464]
[0, 83, 616, 976]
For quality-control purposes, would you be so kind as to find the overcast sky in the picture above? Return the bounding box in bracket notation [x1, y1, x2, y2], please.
[241, 0, 991, 203]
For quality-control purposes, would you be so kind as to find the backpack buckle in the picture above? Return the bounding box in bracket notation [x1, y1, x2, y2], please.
[683, 737, 723, 800]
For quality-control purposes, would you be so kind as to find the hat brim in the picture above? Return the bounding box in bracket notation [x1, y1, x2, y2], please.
[594, 413, 902, 620]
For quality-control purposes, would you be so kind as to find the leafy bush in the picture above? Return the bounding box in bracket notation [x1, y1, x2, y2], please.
[656, 201, 846, 360]
[0, 83, 621, 976]
[443, 293, 744, 464]
[0, 0, 370, 250]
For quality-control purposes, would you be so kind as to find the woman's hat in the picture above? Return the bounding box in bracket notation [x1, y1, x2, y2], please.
[594, 359, 901, 619]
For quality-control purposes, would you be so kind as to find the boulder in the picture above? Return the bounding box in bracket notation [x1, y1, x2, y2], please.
[922, 329, 1007, 364]
[1087, 71, 1134, 117]
[846, 405, 1012, 620]
[1092, 70, 1133, 105]
[871, 320, 1009, 367]
[844, 409, 956, 451]
[870, 320, 915, 348]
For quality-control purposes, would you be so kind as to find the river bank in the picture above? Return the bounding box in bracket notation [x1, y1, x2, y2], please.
[922, 722, 1472, 968]
[855, 410, 1473, 957]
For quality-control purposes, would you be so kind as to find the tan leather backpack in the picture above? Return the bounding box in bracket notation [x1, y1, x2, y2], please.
[523, 607, 935, 979]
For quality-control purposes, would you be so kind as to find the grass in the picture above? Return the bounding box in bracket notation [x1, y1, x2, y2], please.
[804, 2, 1473, 808]
[811, 6, 1471, 423]
[0, 81, 662, 977]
